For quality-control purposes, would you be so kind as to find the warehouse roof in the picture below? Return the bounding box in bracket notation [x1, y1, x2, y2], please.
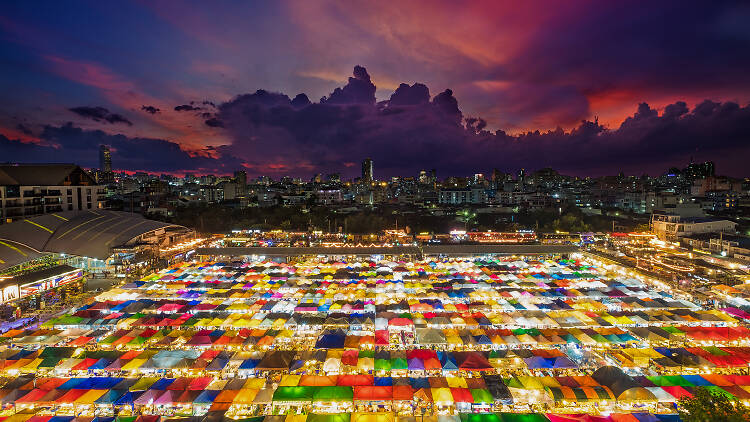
[0, 210, 188, 271]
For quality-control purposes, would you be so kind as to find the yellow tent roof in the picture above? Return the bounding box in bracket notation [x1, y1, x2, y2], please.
[74, 389, 107, 404]
[121, 358, 147, 370]
[431, 388, 453, 404]
[352, 413, 395, 422]
[280, 375, 301, 386]
[21, 358, 44, 371]
[285, 415, 308, 422]
[232, 388, 260, 404]
[445, 377, 467, 388]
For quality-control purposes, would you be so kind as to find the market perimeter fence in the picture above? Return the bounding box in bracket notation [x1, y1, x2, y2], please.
[194, 245, 580, 259]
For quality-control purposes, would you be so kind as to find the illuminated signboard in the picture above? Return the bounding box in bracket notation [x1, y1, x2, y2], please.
[19, 270, 83, 298]
[1, 284, 20, 304]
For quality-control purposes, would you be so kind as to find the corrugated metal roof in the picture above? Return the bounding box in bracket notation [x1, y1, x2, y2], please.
[0, 210, 188, 270]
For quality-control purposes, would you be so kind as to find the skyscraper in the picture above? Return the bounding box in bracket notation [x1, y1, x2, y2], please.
[99, 145, 112, 173]
[99, 144, 113, 185]
[234, 170, 247, 197]
[362, 158, 373, 182]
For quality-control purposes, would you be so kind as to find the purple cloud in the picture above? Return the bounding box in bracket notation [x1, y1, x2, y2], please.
[213, 66, 750, 177]
[69, 106, 132, 126]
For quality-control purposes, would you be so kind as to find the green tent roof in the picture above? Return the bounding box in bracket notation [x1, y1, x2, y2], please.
[307, 414, 351, 422]
[273, 386, 316, 402]
[704, 386, 734, 399]
[391, 357, 408, 370]
[313, 386, 353, 402]
[39, 347, 76, 358]
[374, 359, 391, 371]
[470, 389, 494, 404]
[504, 377, 524, 389]
[460, 413, 501, 422]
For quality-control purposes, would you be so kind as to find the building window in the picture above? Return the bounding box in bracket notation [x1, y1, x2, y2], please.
[67, 189, 72, 195]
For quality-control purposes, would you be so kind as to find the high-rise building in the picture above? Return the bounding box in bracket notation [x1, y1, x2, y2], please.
[233, 170, 247, 197]
[98, 145, 114, 185]
[99, 145, 112, 173]
[362, 158, 373, 182]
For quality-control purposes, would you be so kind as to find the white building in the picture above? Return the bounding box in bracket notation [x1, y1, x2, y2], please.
[651, 205, 736, 241]
[0, 164, 105, 224]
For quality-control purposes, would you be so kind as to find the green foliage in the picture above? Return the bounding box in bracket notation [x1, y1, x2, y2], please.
[678, 386, 750, 422]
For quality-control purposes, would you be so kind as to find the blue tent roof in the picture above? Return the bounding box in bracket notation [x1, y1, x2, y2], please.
[194, 389, 221, 404]
[315, 333, 345, 349]
[113, 391, 138, 406]
[409, 377, 431, 389]
[374, 377, 393, 386]
[58, 378, 85, 389]
[150, 378, 176, 390]
[438, 351, 459, 370]
[240, 359, 259, 369]
[524, 356, 554, 369]
[95, 390, 127, 404]
[89, 359, 112, 370]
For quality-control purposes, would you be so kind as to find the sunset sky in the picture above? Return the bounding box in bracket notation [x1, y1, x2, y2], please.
[1, 1, 749, 178]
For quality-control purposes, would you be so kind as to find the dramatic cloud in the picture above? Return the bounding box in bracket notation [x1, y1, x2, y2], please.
[0, 123, 237, 173]
[174, 104, 201, 112]
[141, 105, 160, 114]
[69, 106, 133, 126]
[15, 124, 33, 136]
[2, 2, 750, 177]
[389, 83, 430, 106]
[214, 66, 750, 177]
[204, 117, 223, 127]
[321, 65, 376, 105]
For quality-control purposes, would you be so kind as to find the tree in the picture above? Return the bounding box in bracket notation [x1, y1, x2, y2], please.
[679, 386, 750, 422]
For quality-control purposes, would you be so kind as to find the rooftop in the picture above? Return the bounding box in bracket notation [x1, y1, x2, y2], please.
[0, 210, 189, 270]
[0, 164, 96, 186]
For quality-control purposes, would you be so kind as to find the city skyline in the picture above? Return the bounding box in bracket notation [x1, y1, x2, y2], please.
[1, 2, 750, 178]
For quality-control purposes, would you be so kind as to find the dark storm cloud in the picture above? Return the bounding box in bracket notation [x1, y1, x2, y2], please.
[141, 105, 160, 114]
[204, 117, 223, 127]
[214, 66, 750, 177]
[15, 123, 33, 136]
[69, 106, 133, 125]
[174, 104, 201, 111]
[389, 83, 430, 106]
[321, 65, 376, 105]
[10, 66, 749, 177]
[0, 123, 236, 172]
[291, 94, 311, 108]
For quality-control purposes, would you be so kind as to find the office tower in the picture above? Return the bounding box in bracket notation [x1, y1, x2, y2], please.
[98, 144, 113, 185]
[362, 158, 373, 182]
[99, 145, 112, 173]
[234, 170, 247, 197]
